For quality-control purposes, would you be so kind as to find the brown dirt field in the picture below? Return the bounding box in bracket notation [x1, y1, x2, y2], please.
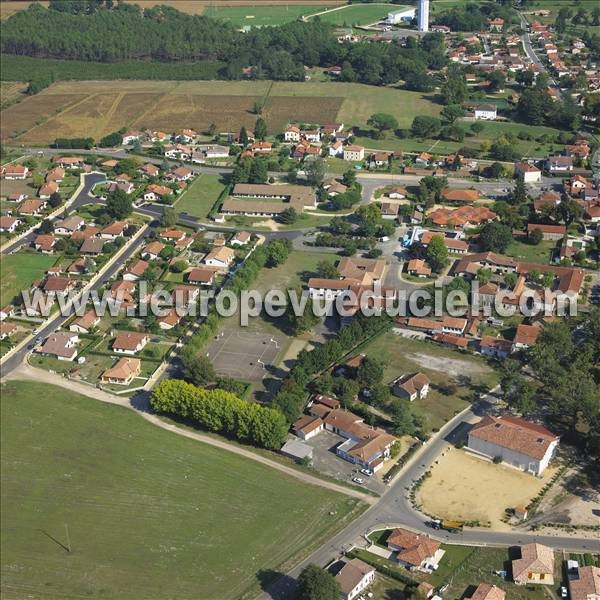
[0, 1, 48, 20]
[264, 96, 343, 130]
[0, 92, 87, 140]
[0, 81, 27, 109]
[417, 446, 558, 530]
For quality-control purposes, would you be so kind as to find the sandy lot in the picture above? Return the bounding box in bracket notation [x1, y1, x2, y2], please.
[418, 446, 558, 530]
[407, 353, 490, 378]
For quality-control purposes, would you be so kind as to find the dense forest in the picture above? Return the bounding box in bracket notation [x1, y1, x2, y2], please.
[0, 2, 446, 84]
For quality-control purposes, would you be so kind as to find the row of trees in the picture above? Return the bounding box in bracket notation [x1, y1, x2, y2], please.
[150, 379, 288, 449]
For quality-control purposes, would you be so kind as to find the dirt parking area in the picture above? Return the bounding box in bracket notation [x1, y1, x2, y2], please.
[417, 446, 558, 530]
[407, 353, 489, 378]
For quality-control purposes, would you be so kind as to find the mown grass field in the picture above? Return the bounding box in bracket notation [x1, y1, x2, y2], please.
[0, 79, 439, 144]
[174, 173, 229, 219]
[1, 380, 364, 600]
[356, 332, 499, 431]
[305, 3, 398, 25]
[0, 81, 27, 109]
[0, 252, 58, 307]
[204, 4, 331, 26]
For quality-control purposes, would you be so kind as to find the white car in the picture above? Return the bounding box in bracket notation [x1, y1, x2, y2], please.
[360, 468, 372, 477]
[561, 587, 568, 598]
[352, 477, 364, 485]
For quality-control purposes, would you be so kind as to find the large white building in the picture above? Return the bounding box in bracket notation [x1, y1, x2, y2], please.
[418, 0, 429, 32]
[468, 415, 559, 476]
[386, 8, 415, 24]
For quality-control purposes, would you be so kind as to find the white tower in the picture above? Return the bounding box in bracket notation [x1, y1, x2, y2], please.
[418, 0, 429, 32]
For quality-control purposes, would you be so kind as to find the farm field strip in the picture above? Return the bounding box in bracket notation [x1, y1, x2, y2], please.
[1, 79, 440, 143]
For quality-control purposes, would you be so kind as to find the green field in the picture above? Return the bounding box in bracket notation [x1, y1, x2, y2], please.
[306, 3, 397, 25]
[1, 380, 364, 599]
[204, 4, 332, 27]
[0, 251, 58, 306]
[174, 173, 229, 219]
[356, 332, 499, 431]
[505, 239, 556, 263]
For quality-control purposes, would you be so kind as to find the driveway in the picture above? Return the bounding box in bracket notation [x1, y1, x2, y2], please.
[303, 430, 387, 495]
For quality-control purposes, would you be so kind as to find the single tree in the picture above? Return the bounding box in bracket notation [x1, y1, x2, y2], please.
[297, 564, 340, 600]
[426, 234, 449, 273]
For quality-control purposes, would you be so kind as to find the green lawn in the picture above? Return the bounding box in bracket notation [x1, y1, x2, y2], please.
[0, 251, 58, 306]
[1, 380, 364, 600]
[306, 3, 400, 26]
[175, 173, 230, 220]
[505, 239, 556, 263]
[427, 545, 558, 600]
[356, 332, 499, 432]
[204, 4, 333, 27]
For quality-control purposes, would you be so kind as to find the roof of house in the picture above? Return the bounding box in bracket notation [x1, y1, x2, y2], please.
[568, 566, 600, 600]
[292, 415, 323, 436]
[512, 543, 555, 582]
[335, 559, 375, 596]
[205, 246, 235, 264]
[124, 259, 149, 278]
[432, 332, 469, 348]
[442, 315, 467, 330]
[34, 234, 56, 251]
[513, 323, 541, 346]
[56, 216, 84, 231]
[470, 416, 558, 460]
[187, 267, 217, 283]
[43, 276, 72, 292]
[480, 335, 513, 352]
[142, 241, 165, 256]
[101, 221, 127, 236]
[338, 257, 385, 283]
[101, 357, 141, 381]
[160, 228, 185, 239]
[40, 332, 78, 358]
[527, 223, 566, 234]
[515, 162, 541, 173]
[233, 231, 251, 243]
[466, 583, 506, 600]
[112, 331, 147, 351]
[396, 372, 430, 396]
[428, 205, 497, 227]
[313, 394, 340, 409]
[387, 528, 441, 566]
[72, 310, 99, 331]
[407, 259, 431, 276]
[80, 237, 105, 254]
[442, 188, 481, 203]
[18, 198, 45, 214]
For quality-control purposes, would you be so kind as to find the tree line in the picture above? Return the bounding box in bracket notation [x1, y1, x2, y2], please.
[150, 379, 288, 450]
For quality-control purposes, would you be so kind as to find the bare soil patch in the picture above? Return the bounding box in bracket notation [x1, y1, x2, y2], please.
[407, 352, 489, 378]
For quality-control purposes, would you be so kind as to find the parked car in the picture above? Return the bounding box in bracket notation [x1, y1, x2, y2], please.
[351, 477, 364, 485]
[359, 468, 372, 477]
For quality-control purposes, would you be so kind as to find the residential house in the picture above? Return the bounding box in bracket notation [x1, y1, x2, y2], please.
[52, 156, 83, 169]
[392, 372, 430, 401]
[158, 308, 182, 330]
[174, 128, 197, 143]
[141, 241, 165, 260]
[34, 234, 56, 253]
[101, 357, 141, 385]
[387, 528, 444, 571]
[512, 543, 555, 585]
[101, 221, 128, 239]
[488, 17, 504, 32]
[527, 223, 566, 241]
[420, 231, 468, 254]
[110, 280, 136, 307]
[38, 181, 59, 199]
[406, 259, 431, 278]
[468, 415, 559, 475]
[441, 188, 480, 203]
[334, 558, 375, 600]
[1, 164, 29, 180]
[166, 166, 193, 182]
[442, 316, 467, 335]
[106, 181, 134, 195]
[250, 141, 272, 154]
[160, 228, 186, 242]
[230, 231, 251, 246]
[143, 184, 173, 202]
[18, 198, 46, 216]
[204, 246, 235, 269]
[112, 332, 149, 355]
[512, 323, 541, 351]
[45, 167, 65, 183]
[38, 332, 79, 361]
[70, 310, 100, 334]
[474, 104, 498, 120]
[369, 152, 390, 169]
[380, 202, 399, 220]
[567, 565, 600, 600]
[0, 216, 20, 233]
[415, 152, 432, 166]
[343, 145, 365, 162]
[479, 335, 512, 359]
[80, 237, 105, 255]
[54, 216, 84, 236]
[388, 186, 408, 199]
[292, 415, 324, 440]
[515, 162, 542, 183]
[284, 126, 301, 142]
[122, 131, 143, 144]
[123, 259, 149, 281]
[0, 321, 17, 340]
[546, 155, 574, 172]
[186, 267, 217, 286]
[329, 140, 344, 157]
[138, 163, 160, 178]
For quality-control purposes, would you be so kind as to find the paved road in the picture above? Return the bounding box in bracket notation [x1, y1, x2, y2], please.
[258, 390, 600, 599]
[519, 14, 561, 99]
[1, 172, 106, 255]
